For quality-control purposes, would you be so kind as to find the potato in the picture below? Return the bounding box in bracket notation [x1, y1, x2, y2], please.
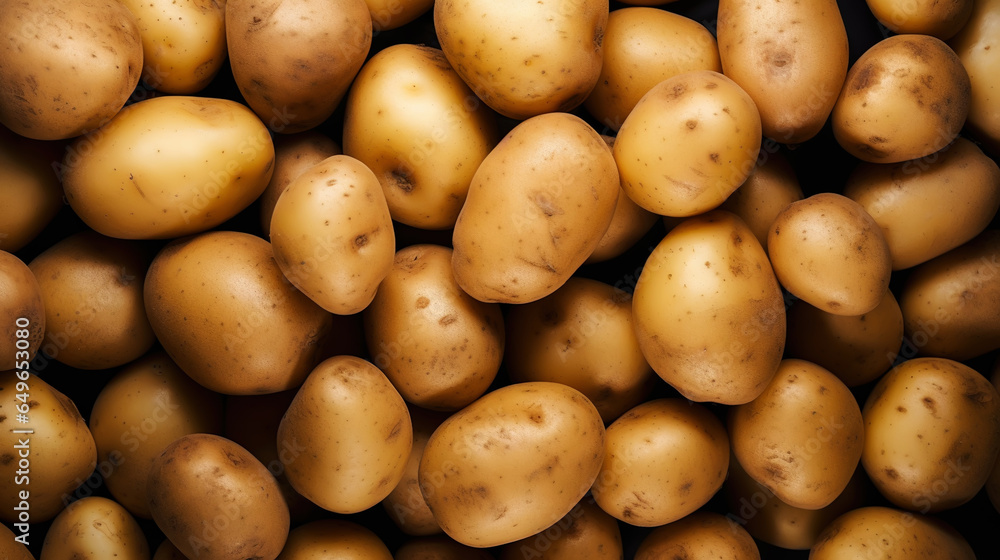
[768, 192, 892, 316]
[278, 356, 412, 514]
[898, 230, 1000, 360]
[40, 496, 149, 560]
[270, 154, 395, 315]
[785, 289, 904, 387]
[276, 520, 391, 560]
[499, 499, 622, 560]
[0, 251, 44, 370]
[344, 44, 498, 230]
[583, 8, 721, 131]
[90, 351, 224, 518]
[950, 0, 1000, 155]
[844, 137, 1000, 270]
[586, 189, 660, 264]
[144, 231, 332, 395]
[591, 398, 728, 527]
[862, 357, 1000, 513]
[419, 382, 604, 547]
[259, 132, 342, 235]
[226, 0, 372, 133]
[396, 536, 494, 560]
[364, 245, 503, 410]
[614, 71, 762, 217]
[633, 211, 785, 405]
[718, 149, 803, 252]
[0, 372, 97, 523]
[0, 0, 142, 140]
[730, 359, 865, 510]
[0, 127, 63, 252]
[718, 0, 848, 144]
[505, 277, 654, 423]
[120, 0, 227, 93]
[61, 95, 275, 239]
[365, 0, 433, 31]
[434, 0, 606, 119]
[0, 522, 33, 560]
[152, 540, 185, 560]
[634, 512, 760, 560]
[989, 360, 1000, 514]
[451, 112, 619, 304]
[28, 231, 154, 370]
[866, 0, 973, 39]
[147, 434, 289, 560]
[810, 506, 975, 559]
[382, 406, 448, 536]
[832, 34, 971, 163]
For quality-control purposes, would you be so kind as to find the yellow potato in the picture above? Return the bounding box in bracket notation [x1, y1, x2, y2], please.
[862, 357, 1000, 513]
[866, 0, 973, 39]
[365, 0, 433, 31]
[434, 0, 606, 119]
[0, 522, 33, 560]
[344, 44, 499, 230]
[584, 8, 721, 131]
[61, 96, 275, 239]
[419, 382, 604, 547]
[40, 496, 149, 560]
[586, 188, 660, 264]
[395, 535, 493, 560]
[614, 71, 762, 217]
[634, 512, 760, 560]
[0, 127, 63, 252]
[718, 0, 848, 143]
[810, 506, 975, 559]
[633, 211, 785, 405]
[768, 192, 892, 316]
[269, 154, 396, 315]
[499, 499, 622, 560]
[718, 149, 803, 252]
[451, 112, 619, 304]
[844, 137, 1000, 270]
[832, 34, 971, 163]
[950, 0, 1000, 155]
[591, 398, 729, 527]
[259, 131, 342, 235]
[382, 407, 448, 536]
[276, 520, 391, 560]
[0, 251, 45, 370]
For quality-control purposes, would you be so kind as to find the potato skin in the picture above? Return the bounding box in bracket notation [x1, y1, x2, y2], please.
[396, 536, 494, 560]
[275, 519, 392, 560]
[0, 0, 142, 140]
[0, 522, 33, 560]
[634, 512, 760, 560]
[867, 0, 973, 39]
[419, 382, 605, 547]
[0, 127, 63, 252]
[451, 112, 619, 304]
[810, 506, 975, 559]
[718, 0, 848, 144]
[832, 34, 971, 163]
[586, 186, 660, 264]
[259, 131, 342, 235]
[718, 149, 803, 252]
[950, 0, 1000, 155]
[40, 496, 149, 560]
[381, 407, 448, 536]
[0, 251, 45, 369]
[364, 0, 433, 31]
[498, 499, 623, 560]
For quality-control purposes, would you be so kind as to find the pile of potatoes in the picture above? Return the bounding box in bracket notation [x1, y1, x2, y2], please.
[1, 0, 999, 558]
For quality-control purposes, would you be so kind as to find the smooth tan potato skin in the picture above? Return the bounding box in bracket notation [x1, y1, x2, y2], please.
[862, 358, 1000, 513]
[343, 44, 499, 230]
[434, 0, 606, 120]
[950, 0, 1000, 155]
[259, 132, 342, 235]
[0, 0, 142, 140]
[226, 0, 372, 133]
[144, 231, 332, 395]
[730, 359, 864, 510]
[396, 536, 494, 560]
[0, 373, 96, 523]
[499, 499, 623, 560]
[634, 512, 760, 560]
[718, 0, 848, 144]
[899, 231, 1000, 360]
[451, 113, 619, 304]
[152, 540, 186, 560]
[633, 211, 785, 405]
[278, 356, 412, 514]
[0, 522, 34, 560]
[90, 351, 224, 518]
[382, 407, 448, 536]
[614, 71, 762, 217]
[845, 138, 1000, 270]
[584, 8, 721, 131]
[867, 0, 973, 39]
[147, 434, 290, 560]
[810, 507, 976, 560]
[768, 193, 892, 316]
[276, 520, 392, 560]
[0, 127, 63, 252]
[591, 399, 729, 527]
[365, 0, 433, 31]
[419, 382, 605, 547]
[718, 149, 803, 252]
[40, 496, 149, 560]
[586, 186, 660, 264]
[0, 251, 44, 369]
[832, 34, 971, 163]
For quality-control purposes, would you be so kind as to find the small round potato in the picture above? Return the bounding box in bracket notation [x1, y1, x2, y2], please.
[499, 499, 623, 560]
[0, 127, 63, 252]
[258, 132, 342, 236]
[810, 506, 975, 559]
[866, 0, 973, 39]
[40, 496, 149, 560]
[0, 251, 45, 370]
[275, 519, 392, 560]
[634, 512, 760, 560]
[949, 0, 1000, 155]
[718, 149, 803, 252]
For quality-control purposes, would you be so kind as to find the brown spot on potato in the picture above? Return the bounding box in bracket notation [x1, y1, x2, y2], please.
[386, 420, 402, 441]
[884, 468, 899, 480]
[354, 234, 368, 248]
[922, 396, 937, 414]
[686, 119, 698, 130]
[415, 297, 430, 309]
[0, 453, 12, 466]
[388, 168, 413, 193]
[852, 63, 882, 92]
[439, 314, 457, 326]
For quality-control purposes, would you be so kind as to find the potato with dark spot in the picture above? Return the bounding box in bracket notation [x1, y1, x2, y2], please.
[147, 434, 289, 560]
[729, 359, 864, 510]
[0, 127, 63, 252]
[862, 357, 1000, 513]
[866, 0, 973, 39]
[499, 499, 622, 560]
[768, 192, 892, 316]
[275, 519, 392, 560]
[810, 506, 975, 559]
[634, 512, 760, 560]
[633, 211, 785, 405]
[0, 251, 44, 370]
[614, 71, 762, 217]
[718, 149, 803, 252]
[396, 535, 495, 560]
[591, 398, 729, 527]
[419, 382, 604, 547]
[950, 0, 1000, 155]
[40, 496, 149, 560]
[832, 34, 971, 163]
[382, 406, 449, 536]
[259, 132, 342, 236]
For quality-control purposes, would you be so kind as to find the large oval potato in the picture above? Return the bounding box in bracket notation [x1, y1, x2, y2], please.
[40, 496, 149, 560]
[718, 0, 848, 143]
[62, 96, 274, 239]
[950, 0, 1000, 155]
[0, 127, 63, 252]
[0, 251, 45, 370]
[419, 382, 605, 547]
[451, 112, 618, 304]
[810, 506, 975, 559]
